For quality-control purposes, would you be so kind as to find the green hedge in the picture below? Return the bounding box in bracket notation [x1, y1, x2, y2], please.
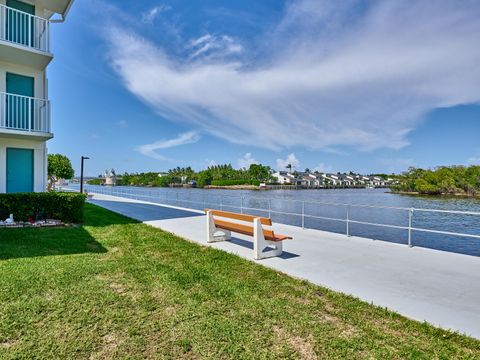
[0, 192, 86, 223]
[210, 179, 261, 186]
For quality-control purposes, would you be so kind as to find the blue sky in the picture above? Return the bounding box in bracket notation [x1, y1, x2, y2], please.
[47, 0, 480, 176]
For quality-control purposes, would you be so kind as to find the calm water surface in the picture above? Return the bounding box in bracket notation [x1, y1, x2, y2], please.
[78, 185, 480, 256]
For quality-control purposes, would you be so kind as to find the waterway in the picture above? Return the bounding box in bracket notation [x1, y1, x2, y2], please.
[73, 185, 480, 256]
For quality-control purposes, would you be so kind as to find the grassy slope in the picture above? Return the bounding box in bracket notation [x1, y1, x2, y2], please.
[0, 204, 479, 359]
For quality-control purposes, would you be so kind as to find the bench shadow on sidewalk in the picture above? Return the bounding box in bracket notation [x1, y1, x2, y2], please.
[229, 237, 300, 259]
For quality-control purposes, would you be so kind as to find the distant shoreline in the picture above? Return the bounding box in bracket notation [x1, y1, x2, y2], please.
[90, 183, 389, 191]
[390, 191, 480, 199]
[204, 185, 260, 190]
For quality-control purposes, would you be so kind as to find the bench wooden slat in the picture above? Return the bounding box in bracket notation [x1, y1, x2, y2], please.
[205, 209, 272, 226]
[214, 219, 291, 242]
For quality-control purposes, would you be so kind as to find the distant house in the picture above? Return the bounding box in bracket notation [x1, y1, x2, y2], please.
[272, 171, 297, 184]
[104, 169, 117, 186]
[339, 174, 355, 187]
[369, 176, 386, 187]
[299, 173, 319, 187]
[321, 173, 342, 186]
[0, 0, 74, 193]
[355, 175, 371, 185]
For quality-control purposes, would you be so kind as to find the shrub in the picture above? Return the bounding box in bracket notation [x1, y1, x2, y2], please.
[210, 179, 260, 186]
[87, 178, 104, 185]
[0, 192, 86, 223]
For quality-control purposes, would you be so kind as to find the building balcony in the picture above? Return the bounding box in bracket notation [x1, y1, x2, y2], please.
[0, 92, 52, 139]
[0, 4, 52, 69]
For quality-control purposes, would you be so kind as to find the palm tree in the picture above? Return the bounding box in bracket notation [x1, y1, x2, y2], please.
[286, 163, 292, 174]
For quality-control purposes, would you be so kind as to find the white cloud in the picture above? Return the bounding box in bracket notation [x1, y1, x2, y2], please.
[135, 131, 199, 160]
[106, 0, 480, 152]
[381, 158, 415, 172]
[237, 153, 258, 169]
[276, 153, 299, 171]
[206, 159, 217, 167]
[313, 163, 333, 173]
[467, 157, 480, 165]
[187, 34, 243, 59]
[141, 4, 169, 24]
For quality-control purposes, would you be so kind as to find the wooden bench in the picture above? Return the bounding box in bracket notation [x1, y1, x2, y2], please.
[204, 209, 292, 260]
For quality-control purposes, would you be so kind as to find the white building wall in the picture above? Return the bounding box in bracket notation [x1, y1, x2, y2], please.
[0, 0, 51, 193]
[0, 136, 47, 192]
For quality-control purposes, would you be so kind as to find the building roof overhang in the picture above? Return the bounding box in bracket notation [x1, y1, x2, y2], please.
[32, 0, 74, 20]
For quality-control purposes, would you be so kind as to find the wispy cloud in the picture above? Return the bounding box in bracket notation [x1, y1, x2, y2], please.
[276, 153, 299, 171]
[467, 157, 480, 165]
[135, 131, 199, 160]
[188, 34, 243, 59]
[380, 158, 415, 173]
[237, 153, 258, 169]
[206, 159, 217, 167]
[313, 163, 333, 173]
[141, 4, 169, 24]
[116, 120, 128, 128]
[105, 0, 480, 152]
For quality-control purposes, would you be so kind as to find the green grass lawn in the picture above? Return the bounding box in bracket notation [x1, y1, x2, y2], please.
[0, 204, 479, 359]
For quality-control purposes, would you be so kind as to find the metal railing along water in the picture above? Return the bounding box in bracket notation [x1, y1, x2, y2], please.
[0, 4, 50, 52]
[0, 92, 50, 133]
[82, 186, 480, 250]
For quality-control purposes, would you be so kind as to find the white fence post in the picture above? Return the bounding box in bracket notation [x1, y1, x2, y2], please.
[408, 209, 414, 248]
[346, 205, 350, 237]
[302, 201, 305, 229]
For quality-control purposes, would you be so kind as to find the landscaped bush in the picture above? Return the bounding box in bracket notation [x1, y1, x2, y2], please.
[210, 179, 261, 186]
[0, 192, 86, 223]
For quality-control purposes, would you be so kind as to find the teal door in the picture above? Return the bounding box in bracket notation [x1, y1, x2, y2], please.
[6, 0, 35, 47]
[6, 72, 34, 130]
[6, 148, 34, 193]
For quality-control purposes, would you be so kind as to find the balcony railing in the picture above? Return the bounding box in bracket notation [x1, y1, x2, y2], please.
[0, 92, 51, 134]
[0, 4, 50, 53]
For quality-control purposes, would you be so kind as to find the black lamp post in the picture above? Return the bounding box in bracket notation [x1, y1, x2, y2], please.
[80, 156, 90, 194]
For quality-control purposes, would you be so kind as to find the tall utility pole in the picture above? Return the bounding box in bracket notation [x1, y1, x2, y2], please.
[80, 156, 90, 194]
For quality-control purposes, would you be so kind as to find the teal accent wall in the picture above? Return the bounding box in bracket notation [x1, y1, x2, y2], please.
[6, 148, 34, 193]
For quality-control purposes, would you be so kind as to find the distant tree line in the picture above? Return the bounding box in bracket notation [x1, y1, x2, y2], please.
[106, 164, 273, 188]
[393, 165, 480, 196]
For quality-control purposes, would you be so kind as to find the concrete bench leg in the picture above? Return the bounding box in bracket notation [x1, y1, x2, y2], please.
[253, 218, 283, 260]
[206, 211, 231, 243]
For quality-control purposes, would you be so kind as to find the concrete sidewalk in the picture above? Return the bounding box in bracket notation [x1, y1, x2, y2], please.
[90, 193, 480, 339]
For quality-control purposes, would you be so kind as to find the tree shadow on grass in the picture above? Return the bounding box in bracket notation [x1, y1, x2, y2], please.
[0, 226, 107, 260]
[0, 203, 144, 260]
[0, 204, 133, 260]
[82, 202, 140, 227]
